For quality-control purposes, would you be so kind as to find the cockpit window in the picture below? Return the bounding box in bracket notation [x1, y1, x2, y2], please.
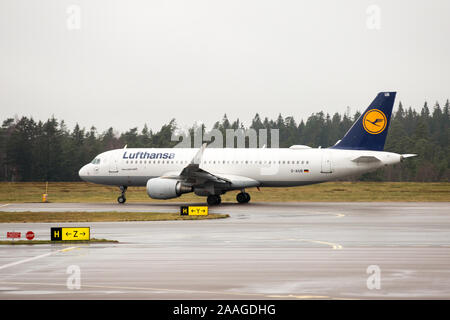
[91, 158, 101, 165]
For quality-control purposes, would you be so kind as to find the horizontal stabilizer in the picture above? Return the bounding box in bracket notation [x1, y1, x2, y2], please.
[351, 155, 381, 163]
[401, 154, 418, 159]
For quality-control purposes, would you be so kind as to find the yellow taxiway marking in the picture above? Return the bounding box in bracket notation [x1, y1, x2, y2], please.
[309, 211, 345, 218]
[0, 247, 78, 271]
[320, 212, 346, 218]
[287, 238, 343, 250]
[0, 280, 337, 300]
[0, 203, 10, 208]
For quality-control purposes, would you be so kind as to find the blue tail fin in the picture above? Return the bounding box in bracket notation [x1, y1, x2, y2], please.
[331, 92, 396, 151]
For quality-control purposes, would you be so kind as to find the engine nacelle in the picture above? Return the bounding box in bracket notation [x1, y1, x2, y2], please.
[146, 178, 192, 199]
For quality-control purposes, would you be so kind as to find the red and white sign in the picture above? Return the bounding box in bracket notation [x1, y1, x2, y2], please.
[26, 231, 35, 240]
[7, 232, 21, 239]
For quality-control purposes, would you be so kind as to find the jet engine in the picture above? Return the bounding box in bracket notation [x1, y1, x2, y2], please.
[146, 178, 192, 199]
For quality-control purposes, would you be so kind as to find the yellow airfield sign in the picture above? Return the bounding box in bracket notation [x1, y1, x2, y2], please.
[180, 206, 208, 216]
[51, 227, 90, 241]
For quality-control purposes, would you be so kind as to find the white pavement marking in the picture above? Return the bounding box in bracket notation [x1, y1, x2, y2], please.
[0, 247, 77, 271]
[0, 204, 9, 208]
[287, 238, 343, 250]
[0, 280, 334, 299]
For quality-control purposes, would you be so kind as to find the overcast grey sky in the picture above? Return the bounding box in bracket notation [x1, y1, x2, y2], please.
[0, 0, 449, 133]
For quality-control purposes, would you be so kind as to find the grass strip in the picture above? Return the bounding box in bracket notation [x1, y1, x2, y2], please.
[0, 182, 448, 203]
[0, 211, 229, 223]
[0, 238, 118, 245]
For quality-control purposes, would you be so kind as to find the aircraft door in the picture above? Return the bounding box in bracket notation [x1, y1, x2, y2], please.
[321, 151, 332, 173]
[109, 154, 119, 174]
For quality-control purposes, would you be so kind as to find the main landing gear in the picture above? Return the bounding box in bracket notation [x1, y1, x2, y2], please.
[207, 192, 251, 206]
[207, 195, 222, 206]
[117, 185, 127, 204]
[236, 192, 250, 204]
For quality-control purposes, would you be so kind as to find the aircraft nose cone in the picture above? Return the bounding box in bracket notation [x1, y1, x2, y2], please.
[78, 165, 88, 180]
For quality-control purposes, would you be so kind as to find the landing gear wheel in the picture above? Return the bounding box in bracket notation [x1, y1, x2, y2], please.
[207, 195, 221, 206]
[117, 195, 126, 204]
[237, 192, 250, 204]
[117, 185, 128, 204]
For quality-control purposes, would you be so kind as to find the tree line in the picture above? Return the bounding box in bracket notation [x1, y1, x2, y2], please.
[0, 100, 448, 182]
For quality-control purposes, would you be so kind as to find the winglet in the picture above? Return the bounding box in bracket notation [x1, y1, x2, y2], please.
[191, 143, 207, 165]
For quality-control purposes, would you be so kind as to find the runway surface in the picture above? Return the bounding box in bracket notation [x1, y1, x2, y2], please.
[0, 202, 449, 299]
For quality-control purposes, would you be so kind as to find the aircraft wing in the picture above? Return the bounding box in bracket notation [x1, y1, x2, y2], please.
[161, 144, 260, 189]
[212, 174, 260, 189]
[178, 143, 230, 185]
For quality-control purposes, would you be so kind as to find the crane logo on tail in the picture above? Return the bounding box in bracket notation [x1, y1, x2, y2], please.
[363, 109, 387, 134]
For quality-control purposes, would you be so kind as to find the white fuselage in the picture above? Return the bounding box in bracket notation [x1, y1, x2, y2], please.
[79, 147, 402, 188]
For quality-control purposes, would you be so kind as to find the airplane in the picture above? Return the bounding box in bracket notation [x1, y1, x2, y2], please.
[79, 92, 416, 205]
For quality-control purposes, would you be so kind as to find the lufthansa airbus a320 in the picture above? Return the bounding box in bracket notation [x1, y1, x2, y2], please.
[79, 92, 416, 205]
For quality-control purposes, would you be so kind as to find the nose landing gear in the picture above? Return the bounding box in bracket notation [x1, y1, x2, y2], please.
[236, 192, 250, 204]
[117, 185, 127, 204]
